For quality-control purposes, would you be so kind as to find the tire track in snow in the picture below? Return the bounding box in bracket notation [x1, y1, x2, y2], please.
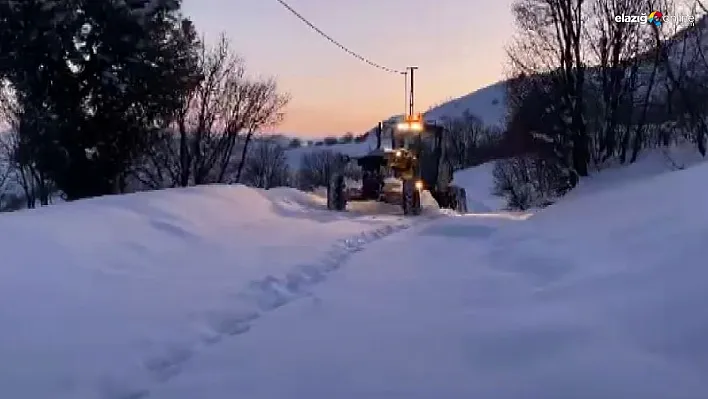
[109, 212, 445, 399]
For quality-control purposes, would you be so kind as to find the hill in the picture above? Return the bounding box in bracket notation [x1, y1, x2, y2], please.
[423, 81, 507, 128]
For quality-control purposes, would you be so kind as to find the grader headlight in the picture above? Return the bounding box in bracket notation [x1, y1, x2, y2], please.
[397, 114, 425, 132]
[409, 122, 423, 131]
[415, 180, 423, 190]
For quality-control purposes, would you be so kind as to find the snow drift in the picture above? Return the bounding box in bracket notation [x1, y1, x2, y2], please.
[0, 184, 439, 398]
[3, 153, 708, 398]
[150, 160, 708, 399]
[451, 161, 506, 212]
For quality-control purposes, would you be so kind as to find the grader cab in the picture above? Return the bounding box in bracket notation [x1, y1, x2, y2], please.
[326, 114, 468, 215]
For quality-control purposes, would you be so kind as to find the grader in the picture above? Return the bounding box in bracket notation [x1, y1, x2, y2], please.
[326, 114, 467, 215]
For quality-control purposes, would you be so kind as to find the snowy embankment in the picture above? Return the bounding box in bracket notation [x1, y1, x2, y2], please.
[451, 161, 506, 212]
[151, 157, 708, 398]
[452, 144, 706, 212]
[572, 144, 706, 197]
[0, 184, 441, 398]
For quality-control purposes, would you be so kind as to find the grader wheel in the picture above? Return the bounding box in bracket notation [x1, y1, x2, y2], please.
[326, 174, 347, 211]
[402, 179, 421, 216]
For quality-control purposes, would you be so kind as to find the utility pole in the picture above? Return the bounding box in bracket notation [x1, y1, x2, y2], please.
[402, 71, 408, 118]
[407, 66, 418, 118]
[376, 121, 382, 149]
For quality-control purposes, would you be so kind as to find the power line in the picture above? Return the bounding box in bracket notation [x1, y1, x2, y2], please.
[273, 0, 405, 75]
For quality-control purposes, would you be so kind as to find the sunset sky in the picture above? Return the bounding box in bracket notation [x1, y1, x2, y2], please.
[182, 0, 515, 137]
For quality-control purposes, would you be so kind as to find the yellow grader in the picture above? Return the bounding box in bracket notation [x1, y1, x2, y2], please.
[326, 114, 467, 215]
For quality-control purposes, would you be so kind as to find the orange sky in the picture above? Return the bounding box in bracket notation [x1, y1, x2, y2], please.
[183, 0, 515, 137]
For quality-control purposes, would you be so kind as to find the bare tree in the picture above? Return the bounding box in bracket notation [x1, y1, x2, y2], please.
[584, 0, 651, 163]
[493, 156, 566, 209]
[133, 33, 290, 189]
[657, 3, 708, 155]
[288, 138, 302, 148]
[323, 136, 339, 146]
[498, 0, 599, 209]
[340, 133, 354, 143]
[440, 111, 493, 169]
[496, 0, 706, 208]
[296, 150, 351, 191]
[0, 84, 52, 207]
[241, 136, 290, 189]
[0, 85, 11, 201]
[508, 0, 589, 185]
[0, 133, 11, 208]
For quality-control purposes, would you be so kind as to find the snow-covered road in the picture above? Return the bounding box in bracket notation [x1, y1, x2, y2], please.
[2, 153, 708, 399]
[148, 213, 528, 398]
[0, 184, 445, 399]
[148, 159, 708, 399]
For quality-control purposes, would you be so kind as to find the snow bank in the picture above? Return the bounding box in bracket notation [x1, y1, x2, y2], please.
[0, 184, 425, 398]
[151, 157, 708, 399]
[473, 159, 708, 398]
[450, 145, 707, 213]
[571, 145, 707, 198]
[451, 162, 506, 212]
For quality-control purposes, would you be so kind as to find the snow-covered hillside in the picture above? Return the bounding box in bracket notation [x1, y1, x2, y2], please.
[424, 81, 507, 128]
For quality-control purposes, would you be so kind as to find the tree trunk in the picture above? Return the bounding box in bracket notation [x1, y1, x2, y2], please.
[235, 131, 255, 183]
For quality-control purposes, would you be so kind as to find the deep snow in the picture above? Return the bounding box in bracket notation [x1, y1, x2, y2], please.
[150, 159, 708, 399]
[0, 184, 441, 398]
[450, 161, 506, 212]
[1, 152, 708, 398]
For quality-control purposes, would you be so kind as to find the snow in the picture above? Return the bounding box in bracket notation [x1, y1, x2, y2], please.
[3, 146, 708, 398]
[285, 139, 376, 169]
[451, 161, 506, 212]
[571, 144, 707, 198]
[448, 144, 707, 213]
[424, 81, 507, 128]
[148, 157, 708, 399]
[0, 184, 440, 398]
